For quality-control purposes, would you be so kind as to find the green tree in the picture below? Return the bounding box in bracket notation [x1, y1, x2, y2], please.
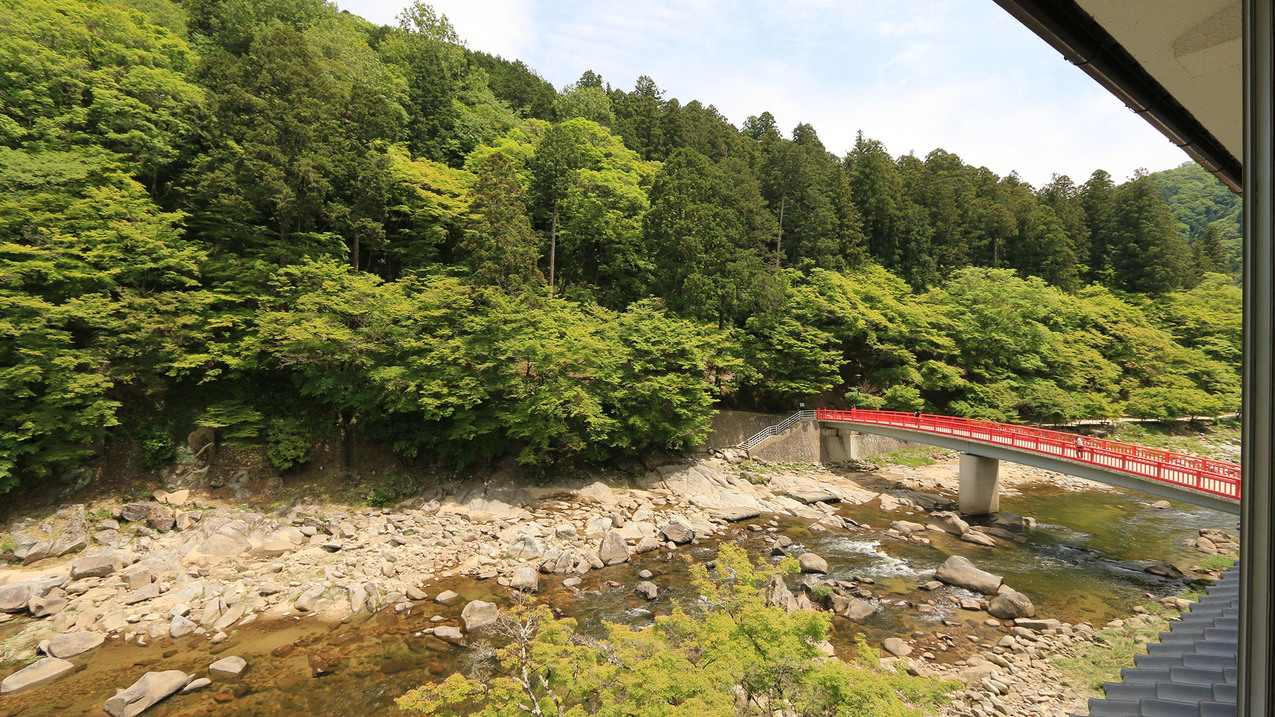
[397, 545, 955, 717]
[463, 153, 542, 290]
[644, 149, 778, 328]
[1108, 172, 1191, 294]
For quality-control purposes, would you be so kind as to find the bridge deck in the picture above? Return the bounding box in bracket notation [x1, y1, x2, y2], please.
[816, 409, 1242, 515]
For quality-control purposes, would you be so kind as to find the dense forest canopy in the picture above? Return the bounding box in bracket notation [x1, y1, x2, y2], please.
[0, 0, 1242, 493]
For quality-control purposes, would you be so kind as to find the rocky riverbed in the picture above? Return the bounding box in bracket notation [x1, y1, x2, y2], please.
[0, 450, 1239, 716]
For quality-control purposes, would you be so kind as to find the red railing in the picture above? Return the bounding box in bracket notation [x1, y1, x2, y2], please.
[817, 408, 1242, 502]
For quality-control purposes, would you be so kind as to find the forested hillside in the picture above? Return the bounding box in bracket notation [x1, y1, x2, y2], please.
[0, 0, 1241, 493]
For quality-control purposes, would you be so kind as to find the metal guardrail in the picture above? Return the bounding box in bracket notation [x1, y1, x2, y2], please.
[818, 408, 1242, 501]
[740, 410, 817, 452]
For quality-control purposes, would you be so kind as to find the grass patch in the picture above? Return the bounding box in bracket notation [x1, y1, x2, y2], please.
[869, 448, 946, 468]
[1051, 597, 1200, 698]
[1198, 554, 1237, 572]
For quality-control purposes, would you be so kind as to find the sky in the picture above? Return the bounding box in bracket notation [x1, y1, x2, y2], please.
[331, 0, 1192, 187]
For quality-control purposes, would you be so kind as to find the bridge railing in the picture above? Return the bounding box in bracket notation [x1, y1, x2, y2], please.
[818, 408, 1242, 501]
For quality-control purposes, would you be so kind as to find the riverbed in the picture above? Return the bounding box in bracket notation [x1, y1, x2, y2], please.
[0, 467, 1236, 716]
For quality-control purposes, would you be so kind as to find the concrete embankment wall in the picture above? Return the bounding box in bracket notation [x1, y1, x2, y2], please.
[699, 410, 789, 450]
[748, 424, 923, 464]
[706, 411, 924, 464]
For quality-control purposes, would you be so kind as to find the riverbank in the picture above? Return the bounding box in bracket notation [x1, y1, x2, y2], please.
[0, 450, 1238, 715]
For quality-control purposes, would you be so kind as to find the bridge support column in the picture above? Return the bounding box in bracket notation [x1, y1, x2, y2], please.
[959, 454, 1000, 516]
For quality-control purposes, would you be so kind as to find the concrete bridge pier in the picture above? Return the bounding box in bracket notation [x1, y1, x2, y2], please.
[959, 453, 1001, 516]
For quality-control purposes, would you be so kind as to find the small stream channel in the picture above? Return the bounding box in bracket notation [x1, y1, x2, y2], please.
[0, 481, 1237, 716]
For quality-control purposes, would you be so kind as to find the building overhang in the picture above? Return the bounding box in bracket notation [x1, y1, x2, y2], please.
[994, 0, 1242, 192]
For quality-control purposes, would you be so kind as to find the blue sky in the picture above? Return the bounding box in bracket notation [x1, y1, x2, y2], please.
[333, 0, 1191, 187]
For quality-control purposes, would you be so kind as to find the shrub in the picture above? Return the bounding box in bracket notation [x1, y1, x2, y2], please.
[397, 544, 956, 716]
[264, 418, 312, 471]
[138, 423, 175, 470]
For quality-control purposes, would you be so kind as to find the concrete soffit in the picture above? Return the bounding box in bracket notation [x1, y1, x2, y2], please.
[993, 0, 1243, 192]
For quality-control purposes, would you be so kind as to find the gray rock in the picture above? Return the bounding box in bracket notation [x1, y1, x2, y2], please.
[48, 631, 105, 658]
[119, 502, 158, 524]
[406, 586, 428, 601]
[988, 592, 1036, 620]
[104, 670, 191, 717]
[830, 593, 876, 621]
[147, 508, 175, 533]
[882, 637, 912, 657]
[934, 555, 1004, 594]
[29, 593, 67, 617]
[0, 582, 39, 613]
[798, 553, 829, 574]
[71, 555, 117, 580]
[180, 677, 211, 694]
[634, 536, 661, 554]
[890, 520, 927, 535]
[434, 590, 460, 605]
[0, 657, 75, 695]
[208, 655, 247, 680]
[433, 626, 464, 644]
[507, 535, 543, 560]
[635, 581, 659, 600]
[170, 615, 197, 639]
[960, 529, 997, 547]
[294, 587, 324, 612]
[924, 511, 969, 536]
[461, 600, 499, 631]
[562, 577, 582, 588]
[1149, 500, 1172, 510]
[510, 567, 539, 593]
[763, 574, 798, 613]
[659, 518, 694, 544]
[598, 530, 630, 566]
[16, 540, 53, 565]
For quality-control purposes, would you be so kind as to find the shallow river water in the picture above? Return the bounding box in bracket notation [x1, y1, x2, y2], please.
[0, 482, 1236, 716]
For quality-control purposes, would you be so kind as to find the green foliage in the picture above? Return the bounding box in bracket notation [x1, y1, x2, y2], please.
[0, 0, 1242, 493]
[138, 423, 175, 470]
[1198, 554, 1236, 572]
[364, 487, 396, 507]
[264, 417, 311, 471]
[396, 544, 955, 716]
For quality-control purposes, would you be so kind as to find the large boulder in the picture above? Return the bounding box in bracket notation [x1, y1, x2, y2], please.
[659, 518, 695, 545]
[925, 511, 970, 536]
[119, 502, 158, 524]
[830, 593, 876, 621]
[934, 555, 1004, 594]
[882, 637, 912, 657]
[71, 554, 117, 580]
[763, 574, 798, 613]
[510, 567, 539, 593]
[598, 531, 630, 566]
[461, 600, 499, 632]
[0, 582, 39, 613]
[170, 615, 198, 639]
[1, 657, 75, 695]
[798, 553, 830, 574]
[29, 593, 67, 617]
[209, 655, 247, 680]
[104, 670, 191, 717]
[988, 592, 1036, 619]
[47, 631, 105, 658]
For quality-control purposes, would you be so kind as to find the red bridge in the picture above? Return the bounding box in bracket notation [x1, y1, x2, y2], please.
[750, 408, 1241, 515]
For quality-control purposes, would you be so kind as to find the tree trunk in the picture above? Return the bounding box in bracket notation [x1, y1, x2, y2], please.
[549, 200, 559, 295]
[351, 234, 360, 272]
